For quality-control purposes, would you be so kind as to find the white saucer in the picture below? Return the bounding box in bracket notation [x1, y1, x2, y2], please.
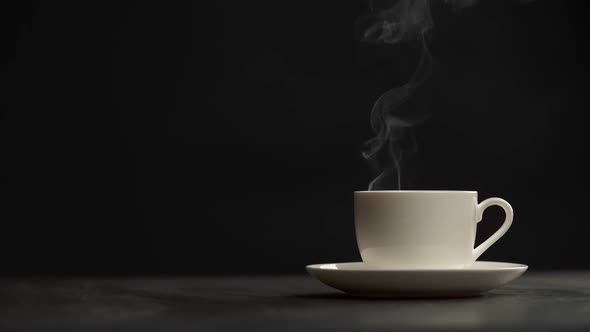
[306, 261, 528, 298]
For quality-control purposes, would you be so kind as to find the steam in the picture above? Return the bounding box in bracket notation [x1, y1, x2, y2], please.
[359, 0, 434, 190]
[359, 0, 532, 190]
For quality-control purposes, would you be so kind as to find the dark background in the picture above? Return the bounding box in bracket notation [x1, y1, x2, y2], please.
[2, 0, 588, 274]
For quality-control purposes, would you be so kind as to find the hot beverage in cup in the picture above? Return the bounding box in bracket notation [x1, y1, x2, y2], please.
[354, 191, 513, 269]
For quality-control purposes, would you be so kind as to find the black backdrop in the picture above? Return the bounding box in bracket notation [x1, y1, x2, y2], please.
[3, 0, 588, 274]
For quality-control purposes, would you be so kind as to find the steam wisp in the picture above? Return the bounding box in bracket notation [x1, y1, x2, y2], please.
[358, 0, 532, 190]
[359, 0, 434, 190]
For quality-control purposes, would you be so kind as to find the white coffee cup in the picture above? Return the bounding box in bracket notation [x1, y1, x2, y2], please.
[354, 191, 513, 269]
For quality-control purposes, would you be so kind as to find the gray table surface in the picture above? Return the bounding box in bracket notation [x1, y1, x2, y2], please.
[1, 272, 589, 331]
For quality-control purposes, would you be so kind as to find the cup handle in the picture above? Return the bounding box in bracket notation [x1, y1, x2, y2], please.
[473, 197, 514, 260]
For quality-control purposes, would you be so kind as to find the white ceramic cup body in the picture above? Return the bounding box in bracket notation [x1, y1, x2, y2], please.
[354, 191, 513, 269]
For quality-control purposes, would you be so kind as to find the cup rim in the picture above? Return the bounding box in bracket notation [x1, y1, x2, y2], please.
[355, 190, 477, 194]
